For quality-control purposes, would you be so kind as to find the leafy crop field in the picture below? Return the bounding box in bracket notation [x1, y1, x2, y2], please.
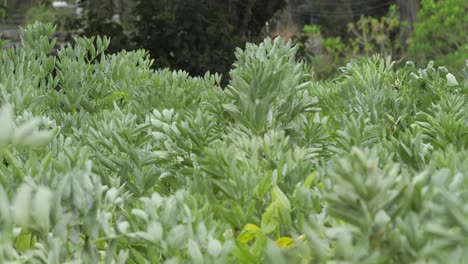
[0, 23, 467, 263]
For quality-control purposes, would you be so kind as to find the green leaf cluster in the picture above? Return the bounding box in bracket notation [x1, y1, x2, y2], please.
[410, 0, 468, 75]
[1, 22, 468, 263]
[293, 5, 406, 80]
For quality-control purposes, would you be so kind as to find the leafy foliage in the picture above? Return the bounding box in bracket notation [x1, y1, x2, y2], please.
[61, 0, 130, 54]
[0, 22, 468, 263]
[65, 0, 286, 83]
[410, 0, 468, 75]
[293, 5, 406, 79]
[132, 0, 286, 84]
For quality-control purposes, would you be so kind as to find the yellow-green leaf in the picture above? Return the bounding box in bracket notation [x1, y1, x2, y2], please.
[304, 171, 318, 188]
[275, 237, 296, 249]
[238, 223, 261, 243]
[272, 185, 291, 209]
[261, 201, 281, 235]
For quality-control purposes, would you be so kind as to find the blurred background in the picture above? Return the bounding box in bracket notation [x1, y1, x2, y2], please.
[1, 0, 466, 82]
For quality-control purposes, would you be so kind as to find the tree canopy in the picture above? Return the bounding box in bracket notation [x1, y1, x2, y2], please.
[132, 0, 286, 80]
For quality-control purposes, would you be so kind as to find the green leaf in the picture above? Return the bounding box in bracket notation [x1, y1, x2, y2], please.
[188, 239, 203, 263]
[13, 184, 33, 227]
[14, 232, 34, 253]
[275, 237, 296, 249]
[0, 185, 10, 223]
[33, 186, 52, 231]
[446, 73, 459, 86]
[208, 238, 223, 257]
[271, 185, 291, 209]
[304, 171, 318, 188]
[261, 201, 281, 235]
[0, 104, 15, 148]
[238, 224, 262, 244]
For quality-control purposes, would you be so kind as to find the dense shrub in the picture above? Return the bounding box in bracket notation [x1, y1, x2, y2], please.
[61, 0, 131, 54]
[293, 5, 406, 79]
[0, 22, 468, 263]
[409, 0, 468, 75]
[66, 0, 286, 83]
[292, 0, 468, 80]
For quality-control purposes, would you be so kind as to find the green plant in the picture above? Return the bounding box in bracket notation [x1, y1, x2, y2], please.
[302, 24, 320, 35]
[62, 0, 131, 54]
[24, 5, 57, 24]
[132, 0, 286, 84]
[24, 2, 76, 29]
[0, 0, 7, 23]
[293, 5, 406, 79]
[1, 22, 468, 263]
[347, 5, 406, 61]
[410, 0, 468, 75]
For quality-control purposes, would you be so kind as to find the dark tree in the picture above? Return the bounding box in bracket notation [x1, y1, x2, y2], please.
[132, 0, 286, 80]
[63, 0, 132, 54]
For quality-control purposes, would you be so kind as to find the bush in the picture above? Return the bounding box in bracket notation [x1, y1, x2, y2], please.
[64, 0, 286, 84]
[1, 22, 468, 263]
[410, 0, 468, 75]
[293, 5, 406, 79]
[24, 5, 57, 24]
[61, 0, 131, 54]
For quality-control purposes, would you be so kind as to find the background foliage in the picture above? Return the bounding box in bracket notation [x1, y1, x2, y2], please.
[286, 0, 396, 37]
[409, 0, 468, 75]
[65, 0, 286, 84]
[293, 4, 406, 79]
[34, 0, 464, 83]
[132, 0, 285, 83]
[0, 22, 468, 263]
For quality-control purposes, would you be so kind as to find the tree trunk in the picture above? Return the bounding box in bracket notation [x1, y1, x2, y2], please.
[398, 0, 419, 44]
[111, 0, 121, 23]
[239, 0, 256, 36]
